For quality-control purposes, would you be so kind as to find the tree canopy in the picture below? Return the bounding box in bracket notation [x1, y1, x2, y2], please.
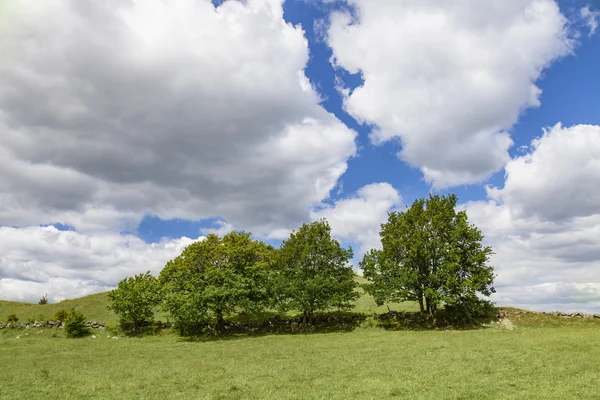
[108, 272, 162, 330]
[360, 194, 495, 319]
[159, 231, 274, 333]
[274, 220, 358, 323]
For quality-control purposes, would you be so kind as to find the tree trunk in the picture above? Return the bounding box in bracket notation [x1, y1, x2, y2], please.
[418, 297, 425, 315]
[216, 309, 225, 332]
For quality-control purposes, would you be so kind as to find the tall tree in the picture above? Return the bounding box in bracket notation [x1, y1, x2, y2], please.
[274, 220, 358, 324]
[108, 272, 162, 330]
[360, 194, 495, 317]
[159, 232, 274, 333]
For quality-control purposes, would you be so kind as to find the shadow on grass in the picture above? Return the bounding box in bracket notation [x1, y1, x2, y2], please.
[180, 312, 367, 342]
[112, 310, 496, 341]
[373, 310, 497, 331]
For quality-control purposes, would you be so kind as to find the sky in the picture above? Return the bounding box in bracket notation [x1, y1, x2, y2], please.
[0, 0, 599, 311]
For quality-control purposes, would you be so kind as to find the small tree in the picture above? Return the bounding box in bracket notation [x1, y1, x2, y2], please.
[108, 272, 162, 331]
[64, 310, 90, 338]
[274, 220, 358, 324]
[38, 294, 48, 305]
[361, 194, 495, 321]
[160, 232, 274, 333]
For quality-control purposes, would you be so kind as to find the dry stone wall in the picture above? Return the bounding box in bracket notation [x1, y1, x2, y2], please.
[0, 320, 106, 329]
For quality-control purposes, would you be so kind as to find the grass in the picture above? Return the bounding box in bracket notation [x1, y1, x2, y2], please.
[2, 284, 600, 399]
[2, 322, 600, 399]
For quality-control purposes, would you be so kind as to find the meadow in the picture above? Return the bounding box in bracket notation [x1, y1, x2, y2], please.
[2, 285, 600, 399]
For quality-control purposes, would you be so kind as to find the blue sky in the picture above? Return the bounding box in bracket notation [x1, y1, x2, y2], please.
[1, 0, 600, 310]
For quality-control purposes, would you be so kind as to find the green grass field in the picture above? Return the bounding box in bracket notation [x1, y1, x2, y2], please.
[2, 284, 600, 399]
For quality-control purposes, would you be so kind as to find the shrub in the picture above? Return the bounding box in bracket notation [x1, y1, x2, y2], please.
[64, 310, 90, 338]
[53, 309, 68, 322]
[6, 313, 19, 324]
[438, 298, 497, 326]
[38, 294, 48, 305]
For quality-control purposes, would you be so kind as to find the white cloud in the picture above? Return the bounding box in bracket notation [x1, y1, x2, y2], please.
[311, 182, 402, 254]
[0, 0, 356, 236]
[199, 220, 236, 237]
[580, 6, 600, 36]
[327, 0, 574, 188]
[0, 226, 198, 302]
[487, 123, 600, 221]
[464, 124, 600, 312]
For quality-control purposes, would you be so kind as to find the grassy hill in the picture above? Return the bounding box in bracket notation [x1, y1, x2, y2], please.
[0, 292, 116, 324]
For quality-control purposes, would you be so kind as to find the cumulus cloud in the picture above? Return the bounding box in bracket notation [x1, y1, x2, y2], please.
[486, 123, 600, 221]
[0, 0, 356, 236]
[0, 226, 198, 302]
[311, 182, 402, 254]
[327, 0, 574, 187]
[464, 124, 600, 311]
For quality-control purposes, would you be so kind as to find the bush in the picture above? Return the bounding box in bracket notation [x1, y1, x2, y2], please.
[6, 313, 19, 324]
[438, 298, 497, 326]
[53, 309, 68, 322]
[38, 294, 48, 305]
[64, 310, 90, 338]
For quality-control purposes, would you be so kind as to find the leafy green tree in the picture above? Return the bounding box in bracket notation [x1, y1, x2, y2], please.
[64, 309, 90, 338]
[38, 294, 48, 305]
[274, 220, 358, 324]
[108, 272, 162, 330]
[159, 232, 274, 333]
[360, 194, 495, 319]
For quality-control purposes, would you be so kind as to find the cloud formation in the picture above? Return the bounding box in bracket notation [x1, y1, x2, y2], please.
[312, 182, 402, 254]
[0, 0, 356, 236]
[0, 226, 197, 302]
[327, 0, 574, 187]
[464, 124, 600, 311]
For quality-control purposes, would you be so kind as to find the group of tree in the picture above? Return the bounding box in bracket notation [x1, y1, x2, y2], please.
[109, 220, 358, 334]
[108, 194, 497, 335]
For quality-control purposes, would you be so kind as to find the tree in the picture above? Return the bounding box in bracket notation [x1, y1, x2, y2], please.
[108, 272, 162, 330]
[159, 232, 274, 333]
[360, 194, 495, 319]
[274, 220, 358, 324]
[38, 294, 48, 305]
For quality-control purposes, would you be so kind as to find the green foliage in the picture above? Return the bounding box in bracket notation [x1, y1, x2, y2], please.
[6, 313, 19, 323]
[438, 297, 497, 326]
[159, 231, 274, 333]
[361, 194, 495, 320]
[38, 294, 48, 305]
[274, 220, 358, 323]
[108, 272, 162, 331]
[64, 310, 90, 338]
[53, 309, 69, 321]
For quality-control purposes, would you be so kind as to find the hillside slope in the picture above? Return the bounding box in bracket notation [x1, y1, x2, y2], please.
[0, 277, 418, 324]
